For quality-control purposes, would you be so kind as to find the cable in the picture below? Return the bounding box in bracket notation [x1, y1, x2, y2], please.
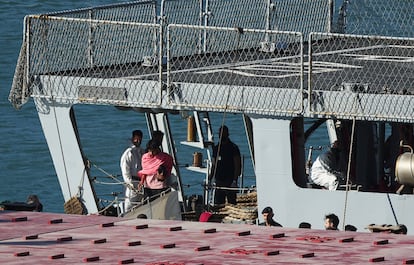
[386, 193, 399, 225]
[342, 116, 355, 230]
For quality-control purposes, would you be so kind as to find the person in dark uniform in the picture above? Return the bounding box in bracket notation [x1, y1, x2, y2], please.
[210, 125, 241, 205]
[259, 206, 282, 227]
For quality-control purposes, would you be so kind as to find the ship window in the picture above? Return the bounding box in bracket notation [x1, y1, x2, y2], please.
[292, 119, 414, 195]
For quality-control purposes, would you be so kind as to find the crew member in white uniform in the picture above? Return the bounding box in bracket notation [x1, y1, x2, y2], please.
[309, 141, 344, 190]
[120, 130, 145, 211]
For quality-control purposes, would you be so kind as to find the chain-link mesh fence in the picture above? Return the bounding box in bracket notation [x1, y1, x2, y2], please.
[270, 0, 332, 39]
[9, 1, 158, 108]
[9, 0, 330, 109]
[167, 24, 303, 115]
[8, 0, 414, 122]
[206, 0, 268, 29]
[308, 33, 414, 121]
[24, 16, 162, 107]
[47, 1, 156, 23]
[162, 0, 201, 25]
[342, 0, 413, 38]
[27, 16, 159, 75]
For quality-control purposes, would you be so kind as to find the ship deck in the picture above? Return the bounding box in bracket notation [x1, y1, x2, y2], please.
[64, 39, 414, 95]
[1, 211, 414, 264]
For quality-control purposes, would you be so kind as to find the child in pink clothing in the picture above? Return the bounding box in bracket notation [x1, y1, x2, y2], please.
[138, 139, 173, 197]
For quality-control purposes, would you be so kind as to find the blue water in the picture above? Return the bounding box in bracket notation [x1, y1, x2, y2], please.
[0, 1, 132, 212]
[0, 1, 254, 213]
[0, 1, 330, 213]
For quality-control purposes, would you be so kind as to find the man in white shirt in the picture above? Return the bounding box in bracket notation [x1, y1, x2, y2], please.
[120, 130, 145, 211]
[309, 141, 344, 190]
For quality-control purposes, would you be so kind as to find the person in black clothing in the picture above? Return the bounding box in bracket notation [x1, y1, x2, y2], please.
[344, 224, 357, 231]
[324, 213, 340, 230]
[210, 125, 241, 205]
[299, 222, 312, 229]
[259, 206, 282, 227]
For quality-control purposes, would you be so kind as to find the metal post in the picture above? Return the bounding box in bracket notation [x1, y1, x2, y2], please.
[307, 33, 313, 113]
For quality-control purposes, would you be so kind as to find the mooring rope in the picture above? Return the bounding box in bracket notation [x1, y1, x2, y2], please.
[341, 89, 363, 230]
[386, 193, 399, 225]
[51, 97, 72, 196]
[91, 162, 141, 194]
[210, 26, 243, 183]
[342, 116, 356, 230]
[210, 69, 233, 180]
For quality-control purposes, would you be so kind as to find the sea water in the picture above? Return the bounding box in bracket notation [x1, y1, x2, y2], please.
[0, 1, 329, 213]
[0, 1, 129, 212]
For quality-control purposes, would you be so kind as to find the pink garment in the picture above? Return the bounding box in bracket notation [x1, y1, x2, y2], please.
[199, 211, 213, 222]
[138, 152, 173, 189]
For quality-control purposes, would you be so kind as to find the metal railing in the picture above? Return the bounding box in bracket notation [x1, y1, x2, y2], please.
[166, 24, 304, 115]
[9, 0, 414, 122]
